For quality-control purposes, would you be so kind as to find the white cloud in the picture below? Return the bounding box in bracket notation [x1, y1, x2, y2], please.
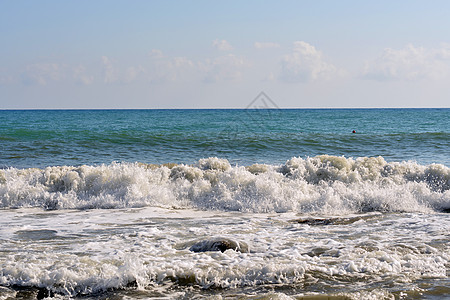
[148, 50, 195, 83]
[21, 63, 66, 85]
[212, 39, 233, 51]
[148, 49, 246, 83]
[23, 48, 242, 86]
[201, 54, 246, 83]
[171, 57, 195, 69]
[101, 56, 118, 83]
[101, 56, 146, 84]
[160, 57, 194, 81]
[149, 49, 164, 59]
[362, 44, 450, 81]
[73, 65, 94, 85]
[254, 42, 280, 49]
[15, 63, 95, 86]
[279, 41, 337, 82]
[124, 66, 146, 83]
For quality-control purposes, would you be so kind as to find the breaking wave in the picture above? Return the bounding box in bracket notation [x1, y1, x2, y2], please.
[1, 156, 449, 213]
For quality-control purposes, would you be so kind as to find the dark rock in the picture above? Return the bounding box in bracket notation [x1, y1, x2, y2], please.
[36, 287, 54, 300]
[295, 218, 334, 226]
[189, 238, 249, 253]
[126, 280, 138, 288]
[293, 214, 379, 226]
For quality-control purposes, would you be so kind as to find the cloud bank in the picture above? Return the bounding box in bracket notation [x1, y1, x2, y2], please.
[201, 54, 246, 83]
[20, 63, 66, 85]
[212, 39, 233, 51]
[6, 41, 450, 89]
[362, 44, 450, 81]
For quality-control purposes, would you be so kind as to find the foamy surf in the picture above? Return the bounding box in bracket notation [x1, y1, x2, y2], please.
[0, 207, 448, 299]
[1, 156, 449, 214]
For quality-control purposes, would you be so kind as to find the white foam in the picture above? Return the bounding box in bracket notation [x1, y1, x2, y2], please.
[0, 156, 449, 213]
[0, 208, 448, 298]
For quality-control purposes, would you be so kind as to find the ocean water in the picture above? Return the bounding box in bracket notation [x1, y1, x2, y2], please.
[0, 108, 449, 299]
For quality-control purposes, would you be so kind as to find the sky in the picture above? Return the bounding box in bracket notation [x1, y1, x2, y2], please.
[1, 0, 450, 109]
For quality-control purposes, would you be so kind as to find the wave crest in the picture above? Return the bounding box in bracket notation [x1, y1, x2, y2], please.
[1, 156, 449, 213]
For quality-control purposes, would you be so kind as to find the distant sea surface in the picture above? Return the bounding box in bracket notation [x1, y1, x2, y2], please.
[1, 108, 449, 168]
[0, 108, 449, 299]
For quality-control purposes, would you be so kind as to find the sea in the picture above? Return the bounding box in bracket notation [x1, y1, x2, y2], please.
[0, 107, 449, 299]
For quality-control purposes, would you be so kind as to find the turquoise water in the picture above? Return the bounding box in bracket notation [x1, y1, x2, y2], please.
[1, 108, 449, 168]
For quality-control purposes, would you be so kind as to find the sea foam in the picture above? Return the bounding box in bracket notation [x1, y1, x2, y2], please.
[0, 156, 449, 213]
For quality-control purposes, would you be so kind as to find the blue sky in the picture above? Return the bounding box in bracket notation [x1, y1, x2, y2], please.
[1, 0, 450, 108]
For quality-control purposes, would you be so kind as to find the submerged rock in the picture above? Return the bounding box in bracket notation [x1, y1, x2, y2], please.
[292, 214, 380, 226]
[295, 218, 335, 226]
[189, 238, 249, 253]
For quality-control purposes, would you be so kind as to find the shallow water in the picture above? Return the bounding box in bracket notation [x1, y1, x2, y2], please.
[0, 207, 448, 299]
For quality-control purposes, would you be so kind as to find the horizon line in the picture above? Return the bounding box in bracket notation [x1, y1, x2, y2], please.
[1, 107, 449, 111]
